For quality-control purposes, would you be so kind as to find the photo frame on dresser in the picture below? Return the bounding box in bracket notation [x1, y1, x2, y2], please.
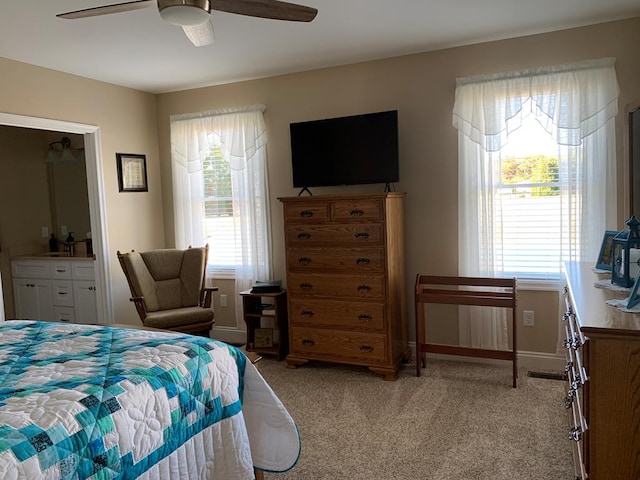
[596, 230, 618, 271]
[627, 275, 640, 309]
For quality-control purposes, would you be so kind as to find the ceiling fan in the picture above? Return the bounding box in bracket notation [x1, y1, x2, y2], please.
[57, 0, 318, 47]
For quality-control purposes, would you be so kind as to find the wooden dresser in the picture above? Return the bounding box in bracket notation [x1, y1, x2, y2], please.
[563, 261, 640, 479]
[279, 192, 409, 380]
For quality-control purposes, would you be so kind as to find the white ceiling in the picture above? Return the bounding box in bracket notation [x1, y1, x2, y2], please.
[1, 1, 639, 94]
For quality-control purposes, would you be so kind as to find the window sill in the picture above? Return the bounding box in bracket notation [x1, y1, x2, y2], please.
[516, 278, 561, 291]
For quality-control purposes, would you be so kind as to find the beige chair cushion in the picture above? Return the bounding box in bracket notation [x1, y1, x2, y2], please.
[144, 306, 213, 330]
[121, 247, 207, 312]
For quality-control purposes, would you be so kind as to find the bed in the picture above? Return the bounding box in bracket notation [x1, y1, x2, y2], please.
[0, 321, 300, 479]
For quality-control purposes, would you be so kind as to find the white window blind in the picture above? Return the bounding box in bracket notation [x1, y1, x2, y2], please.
[202, 141, 236, 274]
[489, 116, 579, 280]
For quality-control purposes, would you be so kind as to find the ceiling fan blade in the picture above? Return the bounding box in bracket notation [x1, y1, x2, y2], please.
[182, 21, 215, 46]
[211, 0, 317, 22]
[57, 0, 155, 20]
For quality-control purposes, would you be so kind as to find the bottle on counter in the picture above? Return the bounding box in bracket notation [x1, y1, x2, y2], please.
[85, 232, 93, 256]
[66, 232, 74, 242]
[49, 234, 58, 252]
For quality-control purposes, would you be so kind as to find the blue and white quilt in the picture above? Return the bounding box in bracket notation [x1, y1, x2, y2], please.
[0, 321, 299, 479]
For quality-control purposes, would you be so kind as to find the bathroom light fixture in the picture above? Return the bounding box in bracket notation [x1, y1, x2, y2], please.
[46, 136, 85, 163]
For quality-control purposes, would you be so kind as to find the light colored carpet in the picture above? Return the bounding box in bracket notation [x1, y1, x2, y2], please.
[257, 358, 574, 480]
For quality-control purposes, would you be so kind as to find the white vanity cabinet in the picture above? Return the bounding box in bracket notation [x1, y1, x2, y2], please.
[12, 258, 96, 324]
[12, 277, 54, 321]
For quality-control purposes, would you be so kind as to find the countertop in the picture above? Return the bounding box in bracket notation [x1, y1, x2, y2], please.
[12, 254, 95, 262]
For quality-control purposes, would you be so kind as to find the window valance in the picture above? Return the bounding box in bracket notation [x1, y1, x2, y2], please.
[170, 105, 267, 171]
[452, 58, 620, 151]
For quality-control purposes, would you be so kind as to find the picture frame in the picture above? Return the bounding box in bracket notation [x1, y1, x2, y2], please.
[627, 275, 640, 309]
[116, 153, 148, 192]
[596, 230, 618, 271]
[254, 328, 274, 348]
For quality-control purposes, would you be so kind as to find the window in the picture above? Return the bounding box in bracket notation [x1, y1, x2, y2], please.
[492, 114, 567, 279]
[454, 59, 619, 283]
[170, 105, 272, 329]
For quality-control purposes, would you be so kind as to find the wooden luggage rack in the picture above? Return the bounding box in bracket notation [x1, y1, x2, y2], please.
[414, 274, 518, 388]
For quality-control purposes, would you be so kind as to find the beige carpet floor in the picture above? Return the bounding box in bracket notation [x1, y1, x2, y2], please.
[257, 358, 574, 480]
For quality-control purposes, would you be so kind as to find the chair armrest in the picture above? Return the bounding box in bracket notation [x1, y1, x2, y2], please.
[200, 287, 218, 308]
[129, 296, 148, 321]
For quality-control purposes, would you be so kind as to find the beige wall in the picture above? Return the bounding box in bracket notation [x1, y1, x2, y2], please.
[0, 58, 164, 325]
[157, 17, 640, 354]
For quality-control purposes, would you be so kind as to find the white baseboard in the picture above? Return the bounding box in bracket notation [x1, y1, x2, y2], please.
[210, 326, 247, 345]
[406, 341, 565, 372]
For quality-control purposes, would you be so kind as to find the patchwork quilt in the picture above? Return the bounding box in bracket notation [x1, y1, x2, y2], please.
[0, 321, 299, 479]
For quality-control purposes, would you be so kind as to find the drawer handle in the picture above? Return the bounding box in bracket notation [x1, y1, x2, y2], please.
[59, 292, 68, 295]
[357, 285, 372, 293]
[56, 269, 67, 273]
[563, 336, 582, 350]
[562, 286, 568, 295]
[358, 314, 372, 322]
[300, 310, 314, 317]
[300, 283, 313, 290]
[359, 345, 374, 353]
[297, 232, 311, 240]
[350, 209, 364, 216]
[564, 396, 573, 409]
[565, 387, 576, 407]
[564, 361, 573, 373]
[299, 210, 314, 217]
[354, 232, 370, 240]
[569, 426, 583, 442]
[301, 339, 315, 347]
[355, 257, 370, 265]
[298, 257, 312, 265]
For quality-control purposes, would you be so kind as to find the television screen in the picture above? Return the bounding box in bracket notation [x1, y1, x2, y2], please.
[290, 110, 399, 188]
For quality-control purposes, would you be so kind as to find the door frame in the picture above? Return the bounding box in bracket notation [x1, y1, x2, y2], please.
[0, 112, 112, 324]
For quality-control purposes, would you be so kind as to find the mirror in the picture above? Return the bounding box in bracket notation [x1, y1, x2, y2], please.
[47, 159, 91, 243]
[627, 101, 640, 216]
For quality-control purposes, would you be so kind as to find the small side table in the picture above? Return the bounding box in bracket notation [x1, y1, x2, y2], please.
[240, 289, 288, 360]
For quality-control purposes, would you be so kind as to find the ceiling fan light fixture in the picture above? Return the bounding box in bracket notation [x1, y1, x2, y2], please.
[158, 0, 211, 26]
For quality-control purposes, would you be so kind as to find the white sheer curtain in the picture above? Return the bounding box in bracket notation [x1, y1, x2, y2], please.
[453, 58, 619, 349]
[170, 105, 272, 327]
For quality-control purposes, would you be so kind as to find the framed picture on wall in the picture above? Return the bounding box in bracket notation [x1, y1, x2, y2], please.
[116, 153, 148, 192]
[596, 230, 618, 271]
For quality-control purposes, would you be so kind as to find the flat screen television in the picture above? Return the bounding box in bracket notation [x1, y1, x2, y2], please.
[290, 110, 399, 190]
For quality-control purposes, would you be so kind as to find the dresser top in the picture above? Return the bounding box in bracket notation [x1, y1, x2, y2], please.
[564, 261, 640, 334]
[278, 192, 406, 203]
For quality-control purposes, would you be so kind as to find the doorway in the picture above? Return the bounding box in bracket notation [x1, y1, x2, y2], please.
[0, 112, 112, 324]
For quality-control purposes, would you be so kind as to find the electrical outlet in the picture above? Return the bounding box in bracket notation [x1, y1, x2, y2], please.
[220, 294, 228, 307]
[41, 227, 49, 238]
[523, 310, 535, 327]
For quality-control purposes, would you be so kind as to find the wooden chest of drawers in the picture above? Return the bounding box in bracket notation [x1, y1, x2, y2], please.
[563, 262, 640, 479]
[279, 193, 409, 380]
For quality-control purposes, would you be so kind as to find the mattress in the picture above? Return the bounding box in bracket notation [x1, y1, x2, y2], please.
[0, 321, 299, 479]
